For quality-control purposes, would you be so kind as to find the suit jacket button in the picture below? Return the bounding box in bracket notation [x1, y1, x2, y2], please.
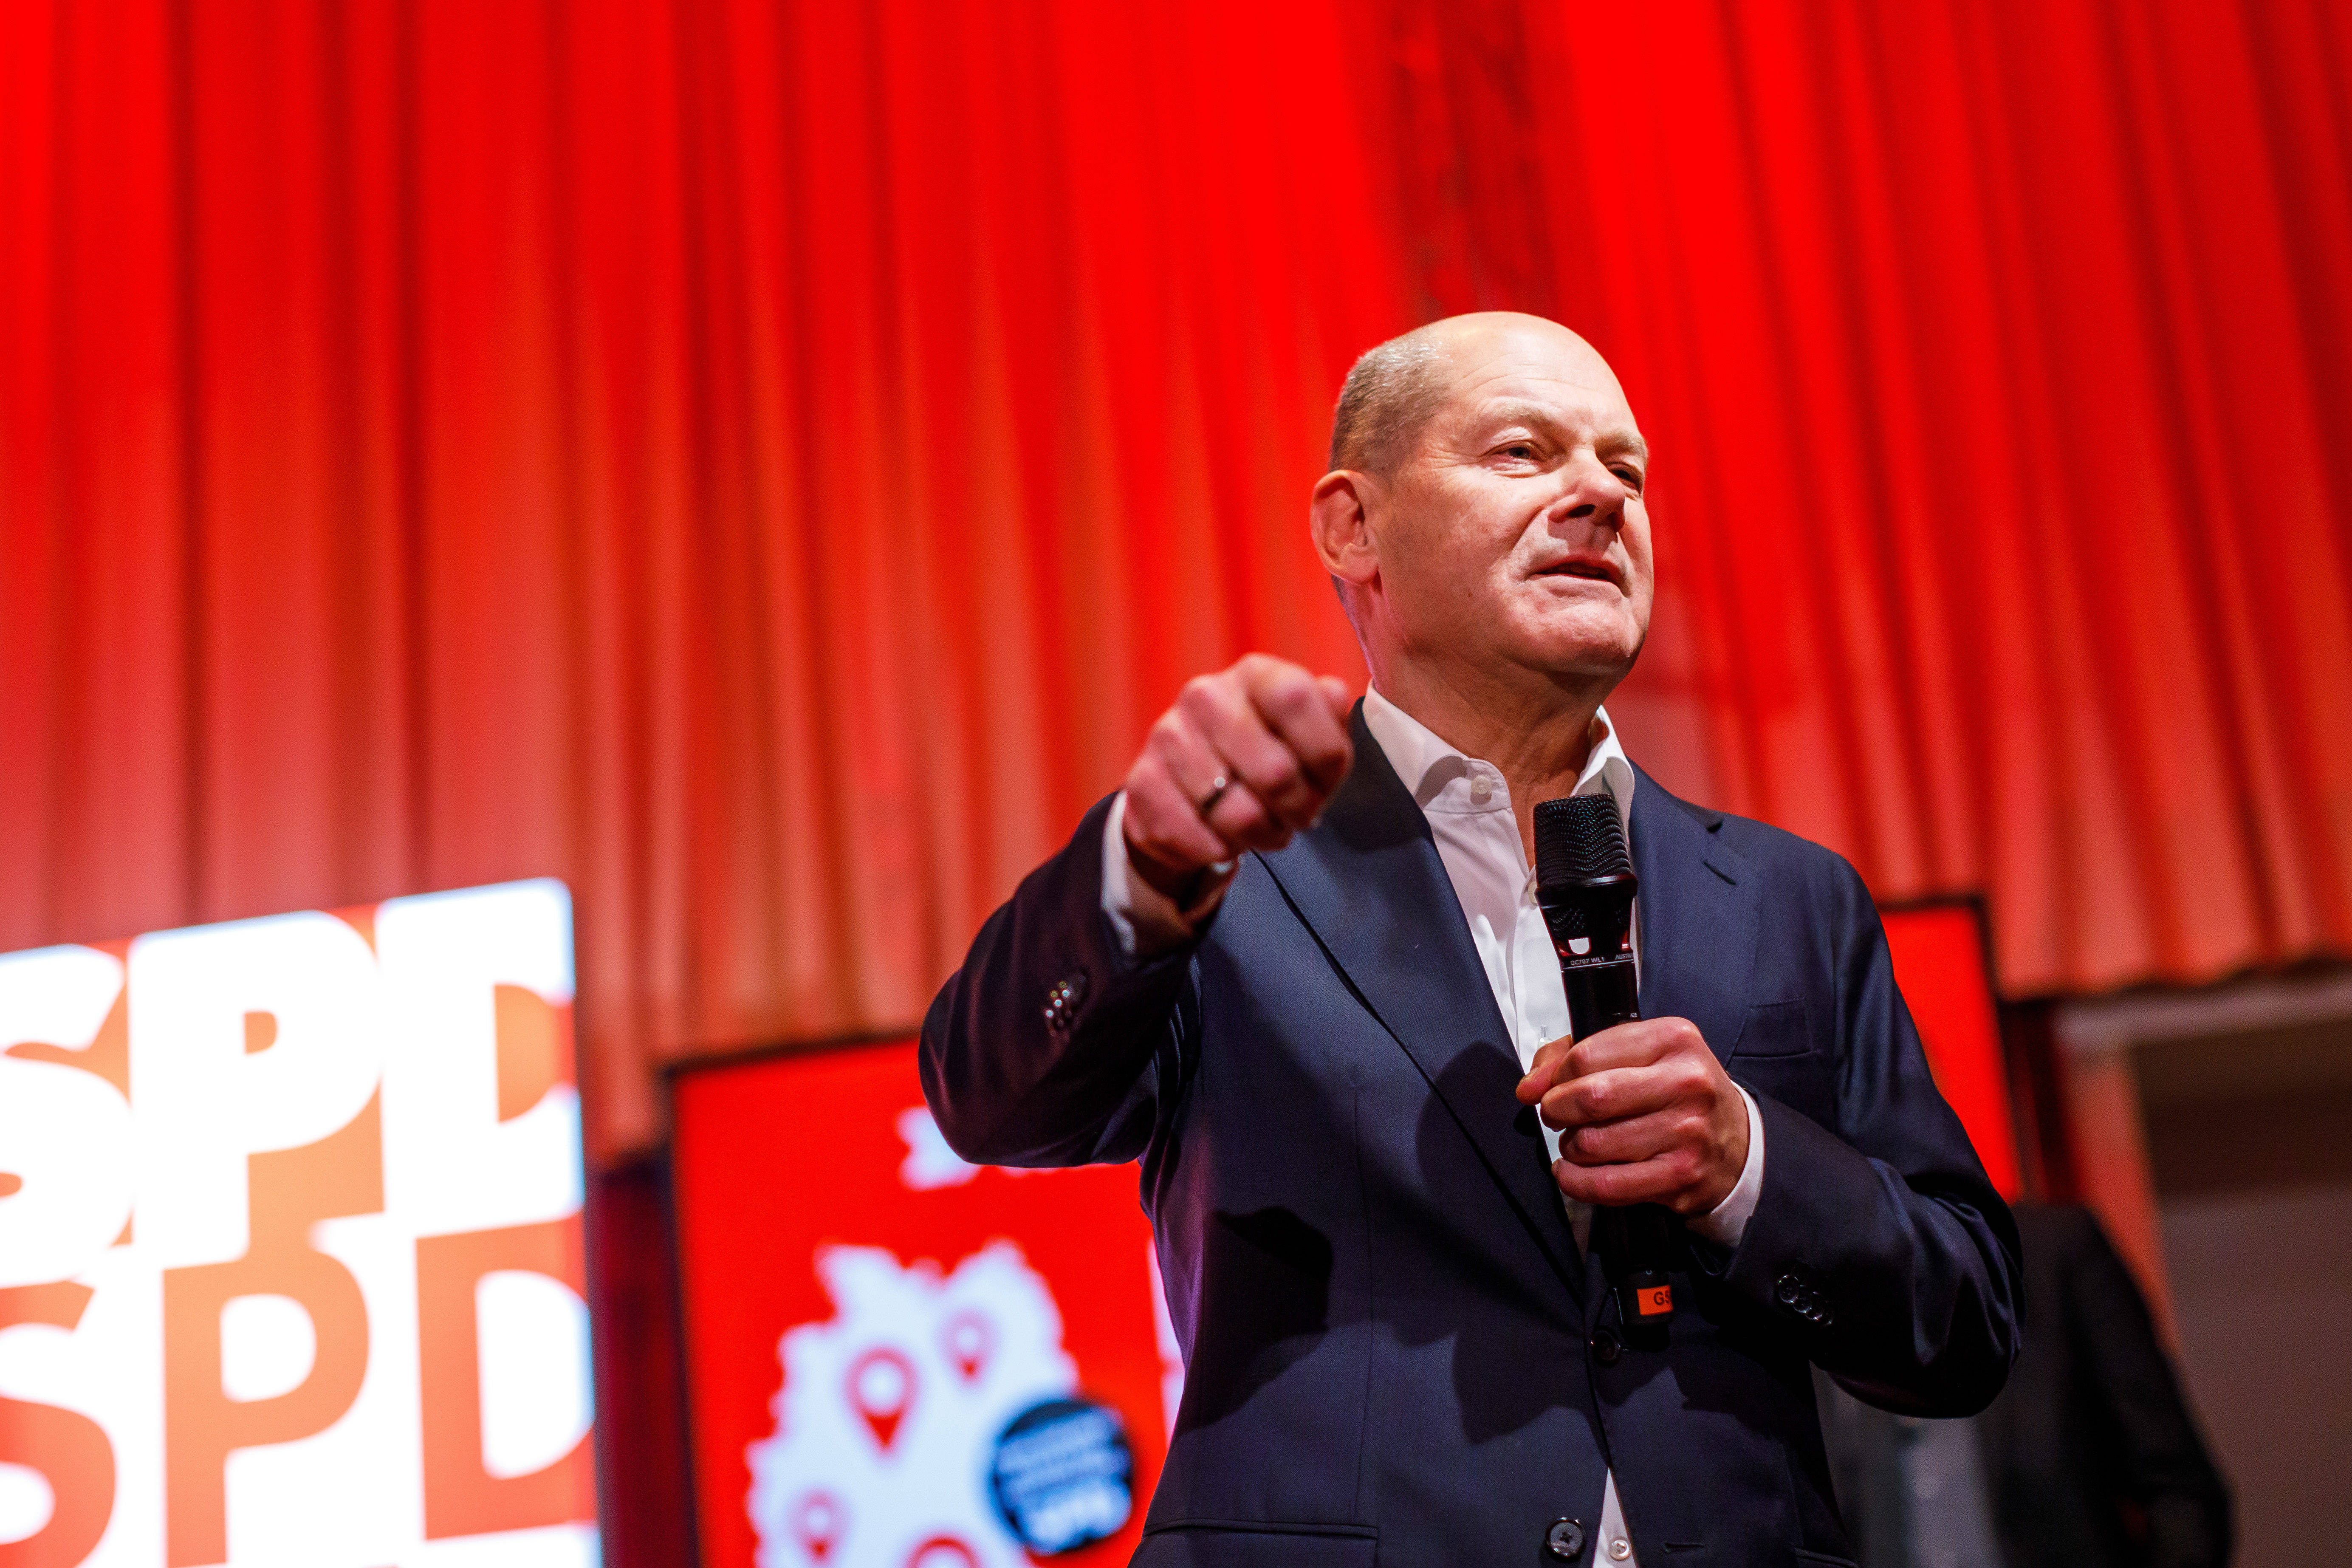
[1546, 1518, 1586, 1560]
[1042, 971, 1090, 1033]
[1775, 1272, 1802, 1306]
[1590, 1328, 1622, 1366]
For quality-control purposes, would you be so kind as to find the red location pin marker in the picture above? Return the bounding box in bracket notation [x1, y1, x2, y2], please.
[846, 1347, 915, 1451]
[904, 1538, 979, 1568]
[792, 1492, 844, 1562]
[940, 1311, 993, 1382]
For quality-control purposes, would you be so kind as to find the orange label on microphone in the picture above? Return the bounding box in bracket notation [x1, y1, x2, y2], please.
[1637, 1284, 1674, 1317]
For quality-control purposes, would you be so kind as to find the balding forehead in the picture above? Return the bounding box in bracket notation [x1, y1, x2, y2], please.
[1432, 320, 1642, 442]
[1440, 322, 1621, 391]
[1327, 312, 1631, 475]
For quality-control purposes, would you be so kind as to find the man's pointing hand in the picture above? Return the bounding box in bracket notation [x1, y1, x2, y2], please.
[1121, 654, 1354, 901]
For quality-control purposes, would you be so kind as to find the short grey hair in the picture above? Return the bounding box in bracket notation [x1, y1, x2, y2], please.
[1326, 328, 1453, 476]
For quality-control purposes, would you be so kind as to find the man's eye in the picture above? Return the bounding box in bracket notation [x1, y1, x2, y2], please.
[1614, 466, 1645, 492]
[1499, 443, 1538, 460]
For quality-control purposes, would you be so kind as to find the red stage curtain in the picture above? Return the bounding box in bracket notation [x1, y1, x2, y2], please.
[4, 0, 2348, 1155]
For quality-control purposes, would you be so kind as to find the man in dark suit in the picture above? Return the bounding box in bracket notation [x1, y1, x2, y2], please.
[1983, 1204, 2230, 1567]
[923, 313, 2020, 1565]
[1821, 1203, 2231, 1568]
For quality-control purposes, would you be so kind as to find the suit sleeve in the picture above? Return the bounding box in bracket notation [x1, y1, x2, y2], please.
[920, 794, 1201, 1168]
[2061, 1207, 2233, 1568]
[1709, 857, 2024, 1417]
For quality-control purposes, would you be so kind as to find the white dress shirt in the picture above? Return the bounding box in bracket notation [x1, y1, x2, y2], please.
[1104, 688, 1766, 1565]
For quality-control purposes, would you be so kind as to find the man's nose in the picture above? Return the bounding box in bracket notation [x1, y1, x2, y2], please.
[1549, 453, 1628, 525]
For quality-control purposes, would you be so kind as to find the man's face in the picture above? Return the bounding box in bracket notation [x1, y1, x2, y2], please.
[1372, 323, 1654, 689]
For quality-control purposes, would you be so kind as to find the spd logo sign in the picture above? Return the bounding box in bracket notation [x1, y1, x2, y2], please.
[0, 881, 597, 1568]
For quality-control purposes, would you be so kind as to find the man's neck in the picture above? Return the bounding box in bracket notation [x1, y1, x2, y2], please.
[1372, 659, 1616, 860]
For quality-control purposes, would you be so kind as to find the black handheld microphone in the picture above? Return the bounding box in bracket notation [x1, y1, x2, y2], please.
[1533, 794, 1675, 1341]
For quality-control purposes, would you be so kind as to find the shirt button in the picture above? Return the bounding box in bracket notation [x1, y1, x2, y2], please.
[1609, 1540, 1633, 1561]
[1470, 778, 1493, 804]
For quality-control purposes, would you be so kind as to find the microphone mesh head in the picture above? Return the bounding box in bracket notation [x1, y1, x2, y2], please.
[1534, 794, 1630, 887]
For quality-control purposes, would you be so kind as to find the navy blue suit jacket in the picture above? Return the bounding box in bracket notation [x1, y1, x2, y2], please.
[922, 708, 2021, 1567]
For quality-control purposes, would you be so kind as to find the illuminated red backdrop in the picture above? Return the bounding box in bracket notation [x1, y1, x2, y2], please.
[4, 0, 2349, 1158]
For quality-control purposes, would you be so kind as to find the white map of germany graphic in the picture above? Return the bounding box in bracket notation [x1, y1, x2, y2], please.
[746, 1243, 1078, 1568]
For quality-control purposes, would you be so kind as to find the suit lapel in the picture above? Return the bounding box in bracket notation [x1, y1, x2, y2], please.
[1254, 707, 1586, 1300]
[1629, 766, 1759, 1069]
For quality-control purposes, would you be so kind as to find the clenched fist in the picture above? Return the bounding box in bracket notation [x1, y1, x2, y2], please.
[1514, 1017, 1751, 1215]
[1121, 654, 1355, 901]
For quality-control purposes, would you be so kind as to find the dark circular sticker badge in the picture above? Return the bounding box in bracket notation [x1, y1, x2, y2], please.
[986, 1396, 1135, 1554]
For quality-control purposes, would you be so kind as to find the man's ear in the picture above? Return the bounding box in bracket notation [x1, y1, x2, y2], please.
[1310, 469, 1381, 589]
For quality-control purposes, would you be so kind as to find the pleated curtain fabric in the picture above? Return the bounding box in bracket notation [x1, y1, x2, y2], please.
[3, 0, 2348, 1153]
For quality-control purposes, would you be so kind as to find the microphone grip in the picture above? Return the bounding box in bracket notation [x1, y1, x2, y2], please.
[1561, 960, 1640, 1039]
[1559, 956, 1676, 1344]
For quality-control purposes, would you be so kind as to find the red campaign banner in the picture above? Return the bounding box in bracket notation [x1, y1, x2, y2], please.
[670, 1042, 1172, 1568]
